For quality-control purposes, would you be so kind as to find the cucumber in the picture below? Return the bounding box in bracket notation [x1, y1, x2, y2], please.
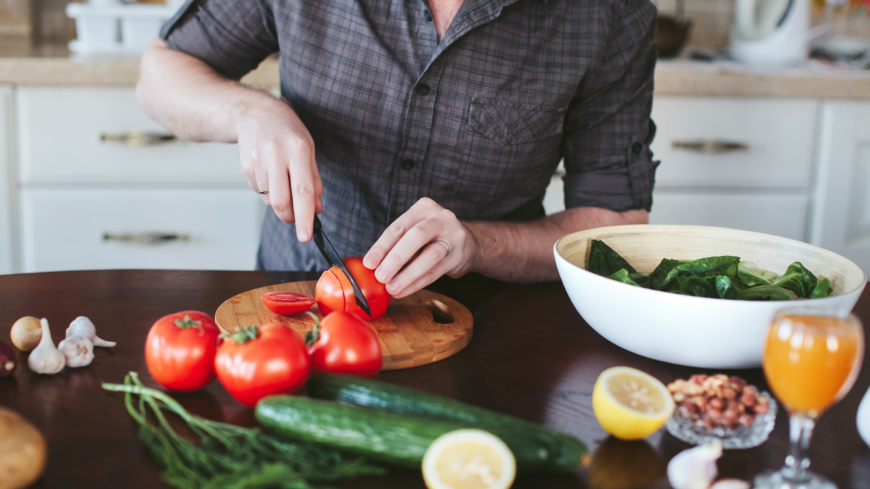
[256, 396, 569, 471]
[306, 375, 587, 471]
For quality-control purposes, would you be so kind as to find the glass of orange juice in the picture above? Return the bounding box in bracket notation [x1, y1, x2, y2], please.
[755, 306, 864, 489]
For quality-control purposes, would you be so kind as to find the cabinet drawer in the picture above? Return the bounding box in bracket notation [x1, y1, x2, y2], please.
[17, 87, 244, 184]
[649, 190, 808, 241]
[20, 189, 265, 272]
[650, 97, 817, 188]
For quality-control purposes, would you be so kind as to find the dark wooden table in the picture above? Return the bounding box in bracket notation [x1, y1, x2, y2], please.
[1, 270, 869, 489]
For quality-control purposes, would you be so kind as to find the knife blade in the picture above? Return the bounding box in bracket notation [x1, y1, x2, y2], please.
[311, 214, 373, 317]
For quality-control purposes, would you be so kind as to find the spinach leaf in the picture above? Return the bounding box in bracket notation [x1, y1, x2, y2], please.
[772, 262, 818, 299]
[737, 285, 794, 301]
[715, 276, 746, 300]
[588, 240, 636, 277]
[661, 256, 740, 289]
[648, 258, 686, 291]
[810, 277, 833, 299]
[666, 276, 719, 298]
[628, 272, 652, 288]
[737, 261, 772, 287]
[609, 269, 641, 287]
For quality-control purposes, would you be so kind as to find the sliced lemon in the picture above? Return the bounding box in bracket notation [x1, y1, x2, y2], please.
[422, 429, 516, 489]
[592, 366, 675, 440]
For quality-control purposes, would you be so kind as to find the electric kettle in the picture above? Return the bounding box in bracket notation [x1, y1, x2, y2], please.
[730, 0, 811, 66]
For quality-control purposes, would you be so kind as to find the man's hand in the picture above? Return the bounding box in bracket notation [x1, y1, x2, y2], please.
[235, 102, 323, 241]
[137, 40, 322, 242]
[364, 198, 649, 298]
[363, 198, 480, 299]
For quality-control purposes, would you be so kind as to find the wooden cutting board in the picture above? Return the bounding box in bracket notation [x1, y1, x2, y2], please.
[214, 281, 473, 370]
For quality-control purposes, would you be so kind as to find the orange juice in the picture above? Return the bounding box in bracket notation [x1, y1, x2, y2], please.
[763, 314, 863, 416]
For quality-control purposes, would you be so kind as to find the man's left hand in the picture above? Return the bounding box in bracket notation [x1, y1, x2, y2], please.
[363, 198, 479, 298]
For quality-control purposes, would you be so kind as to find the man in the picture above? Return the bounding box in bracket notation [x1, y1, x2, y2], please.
[138, 0, 658, 298]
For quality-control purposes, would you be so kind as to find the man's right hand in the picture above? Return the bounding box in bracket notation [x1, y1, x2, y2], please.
[234, 100, 323, 242]
[137, 39, 322, 243]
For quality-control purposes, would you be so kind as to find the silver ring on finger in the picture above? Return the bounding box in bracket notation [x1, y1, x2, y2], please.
[258, 189, 269, 195]
[435, 240, 450, 255]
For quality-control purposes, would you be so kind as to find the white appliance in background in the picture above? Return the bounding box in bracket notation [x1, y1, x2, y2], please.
[730, 0, 812, 67]
[66, 0, 185, 55]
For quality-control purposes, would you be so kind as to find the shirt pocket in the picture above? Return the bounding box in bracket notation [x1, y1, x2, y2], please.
[468, 97, 566, 145]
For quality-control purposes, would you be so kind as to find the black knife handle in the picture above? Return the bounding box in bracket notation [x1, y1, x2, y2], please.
[313, 214, 323, 232]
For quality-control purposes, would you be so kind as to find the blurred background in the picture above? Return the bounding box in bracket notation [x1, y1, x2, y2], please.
[0, 0, 868, 276]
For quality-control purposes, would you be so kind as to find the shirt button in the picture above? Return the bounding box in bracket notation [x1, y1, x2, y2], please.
[415, 84, 431, 96]
[424, 10, 432, 22]
[401, 159, 416, 170]
[631, 142, 643, 154]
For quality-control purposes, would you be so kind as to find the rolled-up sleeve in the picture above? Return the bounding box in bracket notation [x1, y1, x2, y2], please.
[561, 0, 659, 213]
[159, 0, 279, 81]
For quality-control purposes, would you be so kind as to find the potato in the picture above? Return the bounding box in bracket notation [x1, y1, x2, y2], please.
[0, 408, 46, 489]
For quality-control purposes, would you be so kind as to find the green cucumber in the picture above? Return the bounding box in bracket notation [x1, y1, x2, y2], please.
[306, 374, 587, 471]
[255, 396, 571, 472]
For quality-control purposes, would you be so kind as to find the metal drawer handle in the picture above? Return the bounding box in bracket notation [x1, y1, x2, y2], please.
[672, 139, 749, 154]
[100, 131, 178, 147]
[103, 232, 189, 245]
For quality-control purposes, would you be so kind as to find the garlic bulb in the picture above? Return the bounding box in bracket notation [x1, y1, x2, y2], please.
[667, 441, 722, 489]
[66, 316, 115, 348]
[28, 319, 65, 375]
[57, 336, 95, 368]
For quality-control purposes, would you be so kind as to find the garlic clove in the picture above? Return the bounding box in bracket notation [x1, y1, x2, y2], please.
[27, 319, 65, 375]
[710, 479, 750, 489]
[57, 336, 94, 368]
[667, 441, 722, 489]
[66, 316, 115, 348]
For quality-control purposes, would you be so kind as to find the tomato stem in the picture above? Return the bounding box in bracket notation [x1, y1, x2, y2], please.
[174, 315, 204, 336]
[304, 312, 321, 347]
[228, 326, 260, 344]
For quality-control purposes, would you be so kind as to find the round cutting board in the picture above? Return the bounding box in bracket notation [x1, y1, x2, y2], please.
[215, 281, 473, 370]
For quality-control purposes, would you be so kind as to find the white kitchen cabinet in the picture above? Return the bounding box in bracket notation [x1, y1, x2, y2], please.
[0, 86, 14, 275]
[810, 101, 870, 275]
[20, 188, 263, 272]
[544, 97, 814, 243]
[17, 87, 245, 184]
[6, 86, 265, 274]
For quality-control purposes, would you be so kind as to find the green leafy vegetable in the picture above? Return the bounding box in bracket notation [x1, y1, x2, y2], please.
[661, 256, 740, 290]
[588, 240, 636, 276]
[102, 373, 385, 489]
[648, 258, 686, 291]
[586, 241, 833, 302]
[737, 261, 773, 287]
[772, 262, 818, 299]
[737, 285, 795, 301]
[715, 276, 745, 300]
[810, 277, 833, 299]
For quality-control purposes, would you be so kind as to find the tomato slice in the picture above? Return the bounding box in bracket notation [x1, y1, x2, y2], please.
[315, 257, 390, 320]
[261, 291, 317, 316]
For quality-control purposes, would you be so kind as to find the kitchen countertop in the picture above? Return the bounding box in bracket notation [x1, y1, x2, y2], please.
[1, 269, 870, 488]
[1, 45, 869, 98]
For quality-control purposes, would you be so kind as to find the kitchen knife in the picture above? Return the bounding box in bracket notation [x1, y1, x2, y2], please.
[311, 214, 373, 317]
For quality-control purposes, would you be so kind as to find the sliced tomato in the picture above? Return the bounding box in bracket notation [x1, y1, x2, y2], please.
[261, 291, 316, 316]
[315, 257, 390, 320]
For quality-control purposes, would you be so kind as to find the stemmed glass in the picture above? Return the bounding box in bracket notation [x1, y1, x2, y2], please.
[754, 306, 864, 489]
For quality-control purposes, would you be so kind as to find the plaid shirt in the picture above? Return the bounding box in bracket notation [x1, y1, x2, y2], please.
[161, 0, 659, 271]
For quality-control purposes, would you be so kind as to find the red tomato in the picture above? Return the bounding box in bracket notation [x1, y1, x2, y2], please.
[214, 323, 310, 407]
[307, 311, 382, 378]
[261, 291, 316, 316]
[315, 257, 390, 320]
[145, 311, 220, 391]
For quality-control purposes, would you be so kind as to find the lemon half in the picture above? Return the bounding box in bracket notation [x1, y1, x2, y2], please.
[592, 366, 675, 440]
[422, 429, 516, 489]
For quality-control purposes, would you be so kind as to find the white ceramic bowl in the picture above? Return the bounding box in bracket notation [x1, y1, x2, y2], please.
[554, 225, 866, 369]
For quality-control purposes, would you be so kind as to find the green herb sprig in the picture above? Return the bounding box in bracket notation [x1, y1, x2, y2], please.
[102, 372, 386, 489]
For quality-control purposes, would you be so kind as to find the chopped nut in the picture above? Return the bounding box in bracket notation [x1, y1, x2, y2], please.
[670, 373, 767, 431]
